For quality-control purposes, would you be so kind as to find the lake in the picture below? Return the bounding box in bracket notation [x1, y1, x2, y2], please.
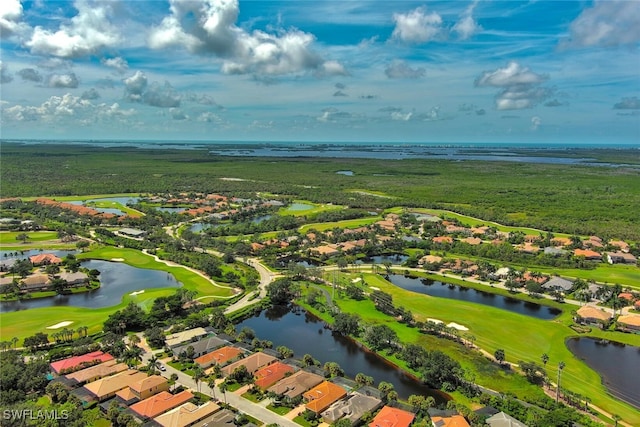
[287, 203, 314, 211]
[566, 337, 640, 409]
[237, 305, 449, 402]
[0, 259, 181, 311]
[357, 254, 409, 265]
[386, 274, 561, 320]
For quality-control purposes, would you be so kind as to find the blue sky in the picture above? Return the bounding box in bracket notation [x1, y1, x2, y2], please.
[1, 0, 639, 144]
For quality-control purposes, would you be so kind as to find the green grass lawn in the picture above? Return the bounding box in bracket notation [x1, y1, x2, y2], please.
[298, 216, 381, 233]
[315, 273, 640, 424]
[0, 231, 59, 244]
[86, 200, 144, 217]
[267, 404, 294, 415]
[22, 193, 142, 202]
[278, 200, 343, 217]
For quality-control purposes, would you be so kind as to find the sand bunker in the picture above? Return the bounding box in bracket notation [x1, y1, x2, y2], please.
[352, 278, 362, 283]
[447, 322, 469, 331]
[111, 258, 125, 262]
[426, 318, 444, 324]
[47, 321, 74, 329]
[130, 290, 145, 296]
[369, 286, 380, 291]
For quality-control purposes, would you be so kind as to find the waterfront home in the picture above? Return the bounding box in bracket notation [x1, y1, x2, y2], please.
[197, 345, 244, 370]
[29, 253, 62, 266]
[542, 277, 574, 293]
[267, 370, 324, 399]
[320, 391, 382, 424]
[369, 405, 415, 427]
[64, 360, 128, 386]
[50, 351, 114, 374]
[616, 314, 640, 333]
[254, 361, 295, 390]
[20, 274, 50, 291]
[173, 335, 227, 359]
[575, 306, 612, 328]
[432, 414, 471, 427]
[165, 327, 209, 348]
[221, 351, 277, 377]
[303, 381, 347, 413]
[486, 411, 528, 427]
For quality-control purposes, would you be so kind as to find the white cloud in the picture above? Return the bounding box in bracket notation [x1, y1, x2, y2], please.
[0, 0, 28, 37]
[102, 57, 129, 74]
[18, 68, 43, 82]
[563, 0, 640, 48]
[149, 0, 343, 76]
[48, 72, 80, 88]
[391, 111, 413, 121]
[26, 0, 120, 58]
[385, 60, 425, 79]
[197, 111, 223, 123]
[123, 71, 148, 101]
[392, 6, 443, 44]
[123, 71, 180, 108]
[530, 116, 541, 131]
[613, 96, 640, 109]
[169, 107, 187, 120]
[475, 62, 551, 110]
[453, 2, 482, 40]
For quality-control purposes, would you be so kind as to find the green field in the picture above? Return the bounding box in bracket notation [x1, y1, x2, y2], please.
[85, 200, 144, 217]
[278, 200, 344, 217]
[298, 216, 381, 233]
[23, 193, 142, 202]
[0, 231, 59, 244]
[332, 273, 640, 424]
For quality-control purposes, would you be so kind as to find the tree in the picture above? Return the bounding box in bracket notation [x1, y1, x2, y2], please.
[218, 382, 228, 404]
[333, 312, 361, 336]
[541, 353, 549, 368]
[76, 240, 90, 252]
[556, 361, 565, 403]
[15, 233, 29, 244]
[494, 349, 505, 365]
[323, 362, 344, 377]
[192, 366, 205, 393]
[355, 373, 374, 386]
[147, 355, 160, 375]
[276, 345, 294, 359]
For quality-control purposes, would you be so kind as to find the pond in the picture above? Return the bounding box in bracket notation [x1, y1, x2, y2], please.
[386, 274, 561, 320]
[276, 256, 322, 269]
[0, 260, 181, 311]
[287, 203, 314, 211]
[189, 222, 224, 233]
[66, 197, 140, 216]
[336, 170, 354, 176]
[566, 337, 640, 409]
[251, 215, 272, 224]
[357, 254, 409, 265]
[237, 305, 449, 403]
[154, 206, 188, 213]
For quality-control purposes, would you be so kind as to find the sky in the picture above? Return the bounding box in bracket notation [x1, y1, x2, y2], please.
[0, 0, 639, 144]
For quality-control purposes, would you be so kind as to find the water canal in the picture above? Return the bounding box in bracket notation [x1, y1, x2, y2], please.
[386, 274, 561, 320]
[0, 259, 181, 311]
[236, 305, 448, 402]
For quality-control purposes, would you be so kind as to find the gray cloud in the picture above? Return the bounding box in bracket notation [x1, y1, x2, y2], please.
[81, 88, 100, 100]
[333, 90, 348, 97]
[0, 61, 13, 84]
[102, 57, 128, 74]
[544, 99, 566, 107]
[18, 68, 43, 82]
[143, 82, 181, 108]
[476, 108, 486, 115]
[123, 71, 148, 101]
[385, 60, 425, 79]
[562, 0, 640, 48]
[360, 94, 377, 100]
[48, 72, 79, 88]
[170, 108, 187, 120]
[613, 96, 640, 110]
[335, 82, 346, 90]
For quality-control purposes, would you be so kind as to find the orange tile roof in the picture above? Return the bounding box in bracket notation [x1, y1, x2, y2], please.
[196, 346, 243, 368]
[574, 249, 601, 259]
[65, 360, 128, 384]
[303, 381, 347, 413]
[254, 361, 294, 390]
[617, 314, 640, 327]
[369, 405, 415, 427]
[130, 390, 194, 419]
[29, 253, 63, 265]
[576, 306, 611, 322]
[83, 370, 148, 400]
[433, 236, 453, 244]
[431, 415, 471, 427]
[221, 352, 277, 377]
[153, 401, 220, 427]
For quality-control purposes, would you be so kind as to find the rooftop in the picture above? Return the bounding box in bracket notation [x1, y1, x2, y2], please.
[130, 390, 194, 419]
[368, 405, 415, 427]
[303, 381, 347, 413]
[50, 351, 114, 374]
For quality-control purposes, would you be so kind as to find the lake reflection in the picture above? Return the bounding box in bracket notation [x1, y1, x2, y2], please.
[237, 305, 449, 402]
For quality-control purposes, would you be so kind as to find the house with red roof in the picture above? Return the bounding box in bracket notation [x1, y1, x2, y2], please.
[29, 253, 62, 266]
[197, 345, 244, 370]
[573, 249, 602, 260]
[303, 381, 347, 413]
[432, 415, 471, 427]
[369, 405, 415, 427]
[254, 361, 295, 390]
[50, 351, 114, 374]
[130, 390, 194, 420]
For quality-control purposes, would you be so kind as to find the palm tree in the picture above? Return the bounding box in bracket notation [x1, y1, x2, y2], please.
[556, 361, 565, 403]
[541, 353, 549, 367]
[11, 337, 18, 349]
[218, 382, 228, 404]
[612, 414, 621, 427]
[147, 355, 160, 375]
[192, 366, 205, 393]
[128, 334, 141, 347]
[207, 376, 217, 400]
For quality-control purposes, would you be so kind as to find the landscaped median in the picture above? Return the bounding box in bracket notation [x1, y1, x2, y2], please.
[299, 272, 640, 426]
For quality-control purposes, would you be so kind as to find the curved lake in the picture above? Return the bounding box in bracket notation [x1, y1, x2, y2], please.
[237, 305, 449, 403]
[0, 260, 181, 311]
[357, 254, 409, 265]
[387, 274, 561, 320]
[566, 337, 640, 409]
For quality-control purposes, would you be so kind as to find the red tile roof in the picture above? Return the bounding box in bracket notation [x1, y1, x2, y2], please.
[303, 381, 347, 413]
[196, 346, 243, 368]
[254, 361, 294, 390]
[130, 390, 194, 419]
[432, 415, 471, 427]
[50, 351, 114, 374]
[29, 253, 62, 265]
[369, 405, 415, 427]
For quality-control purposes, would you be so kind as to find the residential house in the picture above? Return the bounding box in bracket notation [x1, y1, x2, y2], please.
[118, 228, 147, 238]
[221, 352, 277, 377]
[607, 252, 637, 265]
[20, 274, 50, 292]
[419, 255, 443, 265]
[50, 351, 114, 374]
[130, 390, 194, 420]
[369, 405, 415, 427]
[575, 306, 612, 328]
[618, 293, 635, 305]
[58, 271, 89, 286]
[432, 236, 453, 244]
[115, 375, 169, 404]
[616, 315, 640, 333]
[516, 242, 540, 254]
[310, 244, 340, 257]
[267, 370, 324, 399]
[153, 402, 220, 427]
[64, 360, 128, 386]
[83, 370, 148, 402]
[432, 415, 471, 427]
[486, 411, 528, 427]
[254, 361, 295, 390]
[542, 277, 574, 293]
[608, 240, 630, 253]
[173, 335, 227, 359]
[320, 391, 382, 425]
[573, 249, 602, 261]
[29, 253, 62, 266]
[551, 237, 572, 247]
[165, 327, 209, 348]
[463, 237, 482, 246]
[303, 381, 347, 413]
[197, 345, 244, 370]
